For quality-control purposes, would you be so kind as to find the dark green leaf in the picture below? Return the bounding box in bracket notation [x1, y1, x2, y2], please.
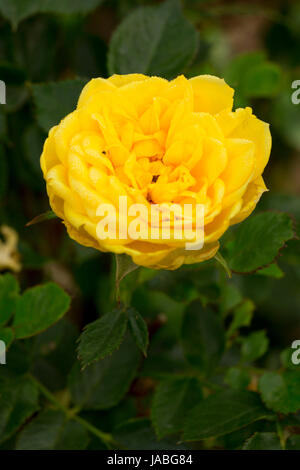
[273, 91, 300, 151]
[220, 421, 271, 450]
[181, 300, 225, 374]
[114, 418, 186, 450]
[128, 307, 149, 356]
[32, 79, 87, 132]
[241, 330, 269, 362]
[219, 282, 243, 315]
[280, 346, 300, 371]
[78, 307, 128, 367]
[0, 376, 39, 443]
[256, 263, 284, 279]
[0, 0, 103, 28]
[224, 367, 251, 391]
[16, 410, 64, 450]
[226, 212, 294, 273]
[225, 52, 281, 99]
[227, 299, 254, 338]
[0, 62, 26, 84]
[243, 63, 281, 97]
[258, 371, 300, 414]
[5, 84, 29, 113]
[21, 124, 46, 184]
[13, 282, 70, 339]
[32, 319, 78, 392]
[286, 435, 300, 450]
[0, 327, 14, 348]
[243, 432, 281, 450]
[225, 52, 266, 89]
[69, 334, 141, 410]
[183, 390, 272, 441]
[16, 410, 89, 450]
[151, 377, 203, 438]
[108, 0, 198, 79]
[0, 274, 19, 326]
[259, 193, 300, 239]
[55, 419, 90, 450]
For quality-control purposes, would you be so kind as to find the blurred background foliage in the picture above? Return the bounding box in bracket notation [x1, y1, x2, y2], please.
[0, 0, 300, 451]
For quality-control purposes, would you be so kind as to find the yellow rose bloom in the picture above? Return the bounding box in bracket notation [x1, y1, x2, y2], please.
[40, 74, 271, 270]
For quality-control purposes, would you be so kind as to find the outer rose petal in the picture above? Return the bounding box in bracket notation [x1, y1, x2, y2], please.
[123, 241, 219, 270]
[107, 73, 148, 87]
[232, 113, 271, 179]
[77, 78, 115, 108]
[230, 176, 268, 224]
[221, 138, 255, 193]
[216, 107, 271, 179]
[189, 75, 234, 114]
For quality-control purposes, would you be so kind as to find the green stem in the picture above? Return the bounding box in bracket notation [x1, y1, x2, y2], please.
[195, 375, 224, 392]
[29, 375, 117, 449]
[73, 414, 116, 447]
[214, 252, 232, 278]
[200, 379, 223, 392]
[276, 420, 286, 450]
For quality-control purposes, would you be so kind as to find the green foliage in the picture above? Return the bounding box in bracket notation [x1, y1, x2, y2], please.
[151, 377, 203, 438]
[273, 90, 300, 151]
[257, 263, 284, 279]
[108, 0, 199, 79]
[280, 347, 300, 371]
[127, 307, 149, 356]
[181, 300, 225, 375]
[258, 371, 300, 414]
[114, 418, 186, 450]
[286, 435, 300, 450]
[78, 305, 149, 366]
[0, 274, 19, 326]
[0, 0, 103, 29]
[78, 307, 128, 367]
[183, 390, 273, 441]
[32, 79, 87, 132]
[224, 368, 251, 391]
[223, 212, 294, 273]
[219, 282, 243, 314]
[226, 299, 254, 338]
[70, 334, 141, 410]
[0, 327, 14, 347]
[224, 52, 282, 104]
[242, 432, 281, 450]
[16, 410, 89, 450]
[0, 0, 300, 452]
[241, 330, 269, 362]
[13, 282, 70, 339]
[0, 376, 40, 444]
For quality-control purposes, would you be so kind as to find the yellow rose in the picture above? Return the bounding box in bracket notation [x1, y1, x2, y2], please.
[40, 74, 271, 270]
